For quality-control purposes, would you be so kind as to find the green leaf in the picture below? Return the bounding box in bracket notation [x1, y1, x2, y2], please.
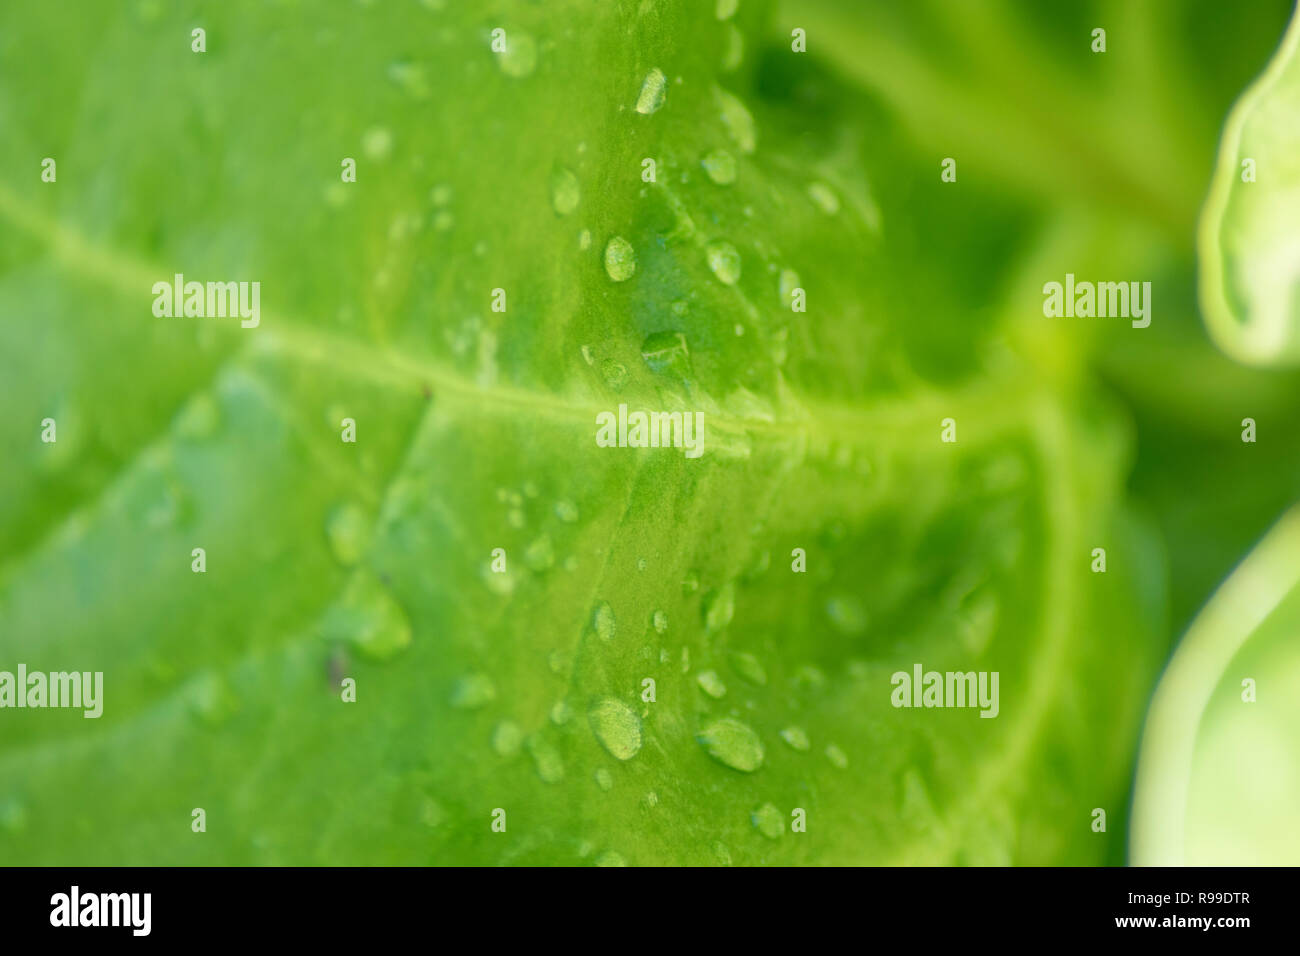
[1131, 506, 1300, 865]
[0, 0, 1166, 865]
[1200, 6, 1300, 365]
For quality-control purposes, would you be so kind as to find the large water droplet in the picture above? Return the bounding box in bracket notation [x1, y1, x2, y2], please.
[702, 149, 736, 185]
[604, 236, 637, 282]
[752, 802, 783, 839]
[706, 240, 742, 285]
[497, 32, 538, 77]
[550, 167, 580, 215]
[323, 570, 412, 662]
[588, 698, 643, 760]
[696, 717, 764, 772]
[635, 67, 668, 114]
[326, 502, 372, 567]
[592, 601, 617, 641]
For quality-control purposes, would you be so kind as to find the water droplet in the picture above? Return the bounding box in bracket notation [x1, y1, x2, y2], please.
[792, 664, 827, 692]
[592, 601, 617, 642]
[640, 330, 692, 378]
[779, 268, 801, 304]
[430, 183, 453, 206]
[682, 570, 700, 594]
[721, 24, 744, 71]
[594, 849, 627, 866]
[326, 502, 372, 567]
[594, 768, 614, 791]
[636, 557, 648, 571]
[578, 229, 592, 250]
[730, 651, 767, 686]
[588, 698, 643, 760]
[826, 595, 868, 636]
[696, 670, 727, 698]
[712, 841, 733, 865]
[807, 181, 841, 215]
[524, 534, 555, 571]
[323, 570, 412, 662]
[825, 743, 849, 769]
[635, 67, 668, 114]
[555, 499, 579, 523]
[702, 149, 736, 185]
[450, 673, 496, 709]
[716, 0, 739, 20]
[780, 726, 811, 751]
[432, 210, 454, 231]
[361, 126, 393, 161]
[652, 609, 669, 634]
[706, 240, 742, 285]
[752, 802, 783, 839]
[497, 32, 538, 77]
[702, 581, 736, 632]
[549, 699, 573, 725]
[550, 167, 580, 215]
[492, 720, 523, 756]
[174, 393, 220, 439]
[526, 733, 565, 782]
[696, 717, 764, 772]
[714, 87, 756, 153]
[604, 236, 637, 282]
[387, 60, 431, 100]
[600, 357, 629, 390]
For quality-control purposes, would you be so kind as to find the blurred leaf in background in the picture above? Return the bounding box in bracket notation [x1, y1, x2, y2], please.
[0, 0, 1294, 865]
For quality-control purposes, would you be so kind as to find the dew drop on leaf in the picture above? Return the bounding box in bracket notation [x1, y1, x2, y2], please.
[635, 67, 667, 114]
[702, 149, 736, 185]
[752, 802, 783, 839]
[713, 86, 756, 153]
[600, 357, 628, 390]
[526, 733, 565, 783]
[702, 581, 736, 632]
[696, 670, 727, 698]
[730, 651, 767, 686]
[588, 698, 643, 760]
[450, 673, 496, 709]
[652, 609, 668, 633]
[825, 595, 868, 636]
[825, 743, 849, 769]
[323, 570, 413, 662]
[706, 240, 742, 285]
[780, 726, 811, 752]
[604, 236, 637, 281]
[550, 166, 580, 215]
[594, 768, 614, 792]
[554, 498, 579, 523]
[594, 849, 627, 866]
[492, 720, 523, 756]
[807, 181, 841, 215]
[696, 717, 764, 772]
[592, 601, 617, 641]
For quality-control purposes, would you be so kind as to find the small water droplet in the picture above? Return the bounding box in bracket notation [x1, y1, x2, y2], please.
[716, 0, 739, 20]
[326, 502, 371, 567]
[779, 268, 801, 304]
[526, 733, 565, 783]
[643, 791, 659, 809]
[696, 670, 727, 698]
[430, 184, 453, 206]
[555, 499, 579, 523]
[492, 720, 523, 756]
[682, 570, 700, 594]
[600, 357, 629, 390]
[588, 698, 643, 760]
[714, 87, 756, 153]
[387, 60, 431, 100]
[721, 24, 744, 71]
[432, 209, 454, 231]
[592, 601, 617, 642]
[730, 651, 767, 686]
[826, 595, 868, 635]
[702, 149, 736, 185]
[604, 236, 637, 282]
[524, 534, 555, 571]
[706, 240, 742, 285]
[549, 699, 573, 725]
[450, 673, 496, 709]
[323, 570, 412, 662]
[713, 841, 733, 865]
[752, 802, 783, 839]
[594, 768, 614, 791]
[579, 228, 592, 250]
[635, 67, 668, 114]
[652, 609, 669, 633]
[497, 32, 538, 77]
[825, 743, 849, 769]
[696, 717, 764, 772]
[550, 166, 580, 215]
[780, 726, 811, 751]
[807, 181, 841, 215]
[362, 126, 393, 161]
[594, 849, 627, 866]
[703, 581, 736, 632]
